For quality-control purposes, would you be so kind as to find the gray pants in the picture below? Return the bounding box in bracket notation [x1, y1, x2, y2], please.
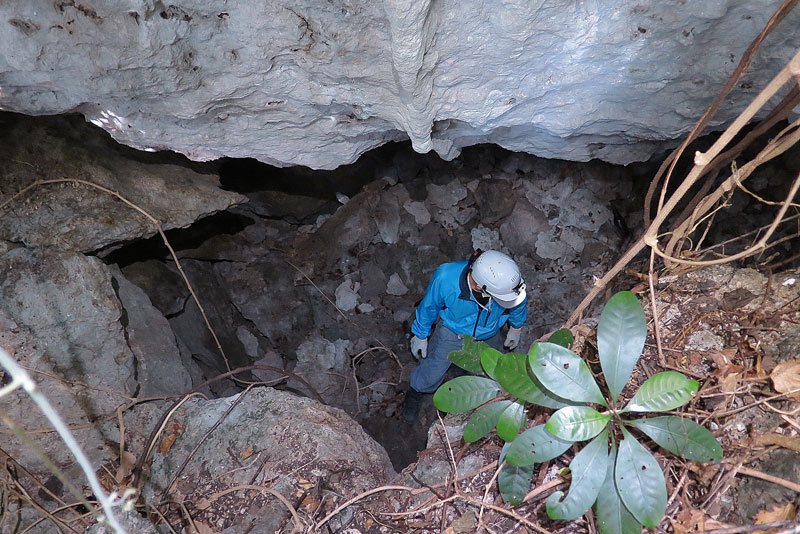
[410, 323, 504, 393]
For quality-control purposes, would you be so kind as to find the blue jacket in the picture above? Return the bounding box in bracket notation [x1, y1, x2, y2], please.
[411, 260, 527, 341]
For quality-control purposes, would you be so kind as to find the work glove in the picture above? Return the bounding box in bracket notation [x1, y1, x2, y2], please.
[504, 326, 522, 350]
[410, 335, 428, 360]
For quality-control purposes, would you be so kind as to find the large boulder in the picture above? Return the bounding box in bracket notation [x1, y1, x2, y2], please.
[1, 1, 797, 169]
[139, 387, 396, 533]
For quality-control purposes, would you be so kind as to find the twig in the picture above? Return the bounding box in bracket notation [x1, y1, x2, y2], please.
[737, 466, 800, 493]
[314, 485, 418, 530]
[700, 521, 796, 534]
[280, 255, 354, 325]
[197, 485, 303, 532]
[0, 347, 128, 533]
[478, 461, 505, 527]
[648, 249, 666, 367]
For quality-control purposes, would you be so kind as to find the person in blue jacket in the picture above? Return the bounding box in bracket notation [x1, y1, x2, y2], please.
[403, 249, 527, 424]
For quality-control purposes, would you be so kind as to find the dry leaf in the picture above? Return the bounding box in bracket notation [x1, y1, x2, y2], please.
[195, 498, 212, 511]
[752, 433, 800, 453]
[721, 371, 742, 395]
[239, 446, 254, 460]
[194, 521, 215, 534]
[158, 434, 178, 455]
[755, 503, 796, 532]
[672, 507, 728, 534]
[771, 360, 800, 400]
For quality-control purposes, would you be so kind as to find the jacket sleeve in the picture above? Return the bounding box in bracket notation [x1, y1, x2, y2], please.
[508, 298, 528, 328]
[411, 266, 446, 339]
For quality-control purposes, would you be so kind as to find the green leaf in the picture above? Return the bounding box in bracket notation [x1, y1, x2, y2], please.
[481, 347, 502, 379]
[529, 342, 607, 406]
[629, 416, 723, 463]
[506, 424, 574, 466]
[616, 427, 667, 529]
[595, 444, 642, 534]
[597, 291, 647, 403]
[546, 406, 612, 442]
[524, 375, 577, 409]
[463, 401, 512, 443]
[548, 328, 575, 348]
[494, 352, 539, 399]
[433, 376, 500, 413]
[498, 462, 534, 505]
[622, 372, 699, 413]
[496, 400, 526, 442]
[447, 335, 487, 375]
[547, 429, 609, 520]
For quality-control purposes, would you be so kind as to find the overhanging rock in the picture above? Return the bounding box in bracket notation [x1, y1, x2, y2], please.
[1, 1, 798, 169]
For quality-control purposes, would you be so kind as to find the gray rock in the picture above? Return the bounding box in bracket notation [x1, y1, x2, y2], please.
[295, 335, 352, 399]
[335, 279, 361, 311]
[386, 273, 409, 296]
[403, 200, 432, 225]
[470, 224, 503, 252]
[141, 388, 395, 532]
[0, 248, 136, 479]
[109, 267, 192, 396]
[427, 180, 468, 210]
[0, 115, 245, 252]
[373, 189, 402, 244]
[87, 510, 159, 534]
[120, 260, 189, 317]
[499, 199, 549, 252]
[2, 2, 797, 168]
[473, 179, 518, 224]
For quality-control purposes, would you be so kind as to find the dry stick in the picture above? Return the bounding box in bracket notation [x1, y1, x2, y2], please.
[654, 167, 800, 266]
[8, 478, 74, 534]
[648, 248, 666, 366]
[524, 478, 565, 503]
[0, 178, 233, 375]
[198, 485, 303, 532]
[661, 116, 800, 264]
[673, 83, 800, 251]
[700, 521, 796, 534]
[160, 385, 255, 501]
[314, 485, 418, 529]
[0, 447, 78, 520]
[643, 0, 799, 227]
[737, 466, 800, 493]
[565, 48, 800, 327]
[477, 461, 505, 528]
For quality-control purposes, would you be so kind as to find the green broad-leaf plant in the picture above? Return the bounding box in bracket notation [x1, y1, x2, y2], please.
[433, 291, 722, 532]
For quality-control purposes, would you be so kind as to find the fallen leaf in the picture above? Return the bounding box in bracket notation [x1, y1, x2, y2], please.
[158, 434, 177, 455]
[239, 446, 254, 460]
[195, 498, 211, 511]
[754, 503, 796, 533]
[771, 360, 800, 400]
[755, 502, 796, 524]
[194, 521, 215, 534]
[672, 507, 728, 534]
[721, 371, 742, 395]
[752, 434, 800, 453]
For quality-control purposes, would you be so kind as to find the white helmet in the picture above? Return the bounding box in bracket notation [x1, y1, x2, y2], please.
[470, 250, 526, 309]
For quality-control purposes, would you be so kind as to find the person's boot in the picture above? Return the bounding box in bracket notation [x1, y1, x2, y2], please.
[402, 388, 423, 425]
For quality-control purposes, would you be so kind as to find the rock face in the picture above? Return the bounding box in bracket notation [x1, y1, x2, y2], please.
[1, 2, 798, 169]
[0, 114, 246, 252]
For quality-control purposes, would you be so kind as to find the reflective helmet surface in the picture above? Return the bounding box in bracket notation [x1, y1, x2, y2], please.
[470, 250, 526, 308]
